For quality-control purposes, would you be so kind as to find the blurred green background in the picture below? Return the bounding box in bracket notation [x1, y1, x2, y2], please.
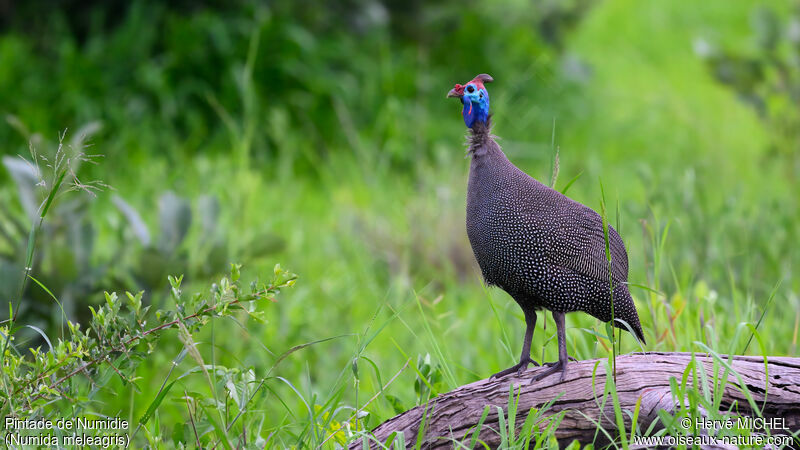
[1, 0, 798, 446]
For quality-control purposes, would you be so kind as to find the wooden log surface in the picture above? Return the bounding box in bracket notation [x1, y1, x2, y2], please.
[351, 352, 800, 449]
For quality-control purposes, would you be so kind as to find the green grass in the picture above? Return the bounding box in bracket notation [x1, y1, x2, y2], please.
[1, 0, 798, 448]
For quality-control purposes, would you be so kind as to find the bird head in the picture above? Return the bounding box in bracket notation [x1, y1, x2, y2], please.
[447, 73, 493, 128]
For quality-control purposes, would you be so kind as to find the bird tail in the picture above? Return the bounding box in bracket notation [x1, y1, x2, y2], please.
[613, 284, 646, 345]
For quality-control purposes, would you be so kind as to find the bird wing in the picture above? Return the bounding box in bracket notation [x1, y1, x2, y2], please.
[547, 199, 629, 283]
[504, 162, 631, 285]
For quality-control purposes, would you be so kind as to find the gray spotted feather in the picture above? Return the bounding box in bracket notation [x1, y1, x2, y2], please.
[466, 120, 645, 343]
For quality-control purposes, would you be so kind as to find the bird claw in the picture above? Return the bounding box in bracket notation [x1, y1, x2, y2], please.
[528, 360, 568, 383]
[490, 357, 540, 379]
[524, 357, 541, 367]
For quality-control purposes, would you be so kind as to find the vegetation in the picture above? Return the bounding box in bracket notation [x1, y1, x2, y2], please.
[0, 0, 797, 447]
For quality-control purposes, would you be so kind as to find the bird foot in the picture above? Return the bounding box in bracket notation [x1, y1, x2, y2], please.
[490, 357, 540, 379]
[525, 357, 541, 367]
[542, 355, 578, 365]
[529, 360, 568, 383]
[537, 356, 578, 367]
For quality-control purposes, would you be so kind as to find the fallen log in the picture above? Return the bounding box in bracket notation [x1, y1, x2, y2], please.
[351, 352, 800, 448]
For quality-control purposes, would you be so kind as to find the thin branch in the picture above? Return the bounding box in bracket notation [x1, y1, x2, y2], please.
[16, 285, 277, 406]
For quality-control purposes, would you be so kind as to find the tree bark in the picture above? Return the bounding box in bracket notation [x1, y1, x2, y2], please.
[351, 352, 800, 449]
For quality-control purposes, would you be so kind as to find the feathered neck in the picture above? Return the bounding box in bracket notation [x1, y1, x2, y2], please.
[467, 116, 497, 157]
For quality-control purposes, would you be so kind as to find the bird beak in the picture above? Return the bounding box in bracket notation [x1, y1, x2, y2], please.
[447, 88, 461, 98]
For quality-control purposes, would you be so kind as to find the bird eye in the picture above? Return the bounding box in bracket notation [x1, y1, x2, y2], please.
[466, 85, 475, 93]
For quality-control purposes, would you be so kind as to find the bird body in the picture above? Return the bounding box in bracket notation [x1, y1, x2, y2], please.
[448, 74, 645, 380]
[466, 123, 643, 339]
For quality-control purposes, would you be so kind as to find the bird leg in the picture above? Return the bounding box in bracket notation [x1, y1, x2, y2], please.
[530, 311, 570, 383]
[491, 310, 540, 379]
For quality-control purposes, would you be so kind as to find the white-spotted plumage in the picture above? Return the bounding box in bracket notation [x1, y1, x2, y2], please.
[466, 120, 645, 343]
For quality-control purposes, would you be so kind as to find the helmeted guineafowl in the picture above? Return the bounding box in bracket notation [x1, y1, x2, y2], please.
[447, 74, 645, 381]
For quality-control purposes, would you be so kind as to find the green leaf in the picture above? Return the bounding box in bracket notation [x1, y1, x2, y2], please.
[202, 406, 234, 450]
[247, 310, 267, 323]
[24, 223, 36, 275]
[469, 406, 491, 448]
[40, 169, 67, 219]
[384, 395, 406, 415]
[559, 171, 583, 195]
[139, 380, 177, 426]
[742, 281, 780, 354]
